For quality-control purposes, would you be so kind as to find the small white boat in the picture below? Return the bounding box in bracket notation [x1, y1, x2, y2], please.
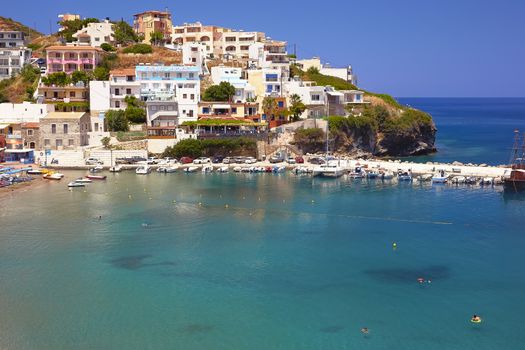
[273, 166, 287, 173]
[432, 172, 448, 184]
[27, 169, 44, 175]
[75, 178, 93, 184]
[136, 165, 151, 175]
[398, 172, 413, 181]
[218, 166, 229, 173]
[366, 171, 380, 179]
[451, 176, 466, 184]
[348, 167, 365, 179]
[68, 181, 85, 188]
[480, 177, 494, 186]
[43, 173, 63, 180]
[294, 166, 312, 175]
[184, 166, 199, 173]
[109, 165, 122, 173]
[89, 165, 104, 173]
[380, 171, 395, 180]
[233, 166, 242, 173]
[202, 165, 214, 173]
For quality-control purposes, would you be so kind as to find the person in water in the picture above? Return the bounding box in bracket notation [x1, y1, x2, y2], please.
[471, 315, 481, 322]
[361, 327, 369, 335]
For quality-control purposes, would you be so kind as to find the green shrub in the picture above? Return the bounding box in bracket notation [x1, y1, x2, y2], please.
[26, 43, 42, 51]
[105, 110, 129, 132]
[293, 128, 325, 153]
[123, 44, 153, 54]
[41, 72, 71, 86]
[202, 82, 236, 102]
[163, 138, 257, 158]
[54, 101, 89, 112]
[125, 106, 146, 124]
[100, 43, 116, 52]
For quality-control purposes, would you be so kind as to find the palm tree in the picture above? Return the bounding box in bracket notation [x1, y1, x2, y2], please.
[262, 97, 278, 121]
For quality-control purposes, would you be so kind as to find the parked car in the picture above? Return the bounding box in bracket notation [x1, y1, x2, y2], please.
[223, 157, 234, 164]
[212, 156, 225, 164]
[286, 157, 296, 164]
[180, 157, 194, 164]
[158, 157, 177, 165]
[85, 157, 102, 165]
[244, 157, 257, 164]
[269, 155, 285, 163]
[234, 156, 246, 164]
[147, 157, 159, 165]
[193, 157, 211, 164]
[308, 157, 325, 165]
[295, 156, 305, 164]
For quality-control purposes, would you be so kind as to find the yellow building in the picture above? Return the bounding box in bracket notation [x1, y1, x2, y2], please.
[133, 10, 173, 44]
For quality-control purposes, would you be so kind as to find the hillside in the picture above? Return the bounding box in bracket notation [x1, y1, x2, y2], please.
[0, 16, 42, 40]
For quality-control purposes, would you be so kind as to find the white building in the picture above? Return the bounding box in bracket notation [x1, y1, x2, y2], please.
[72, 20, 114, 47]
[136, 64, 200, 122]
[295, 57, 357, 85]
[172, 22, 217, 56]
[89, 81, 110, 112]
[0, 102, 54, 123]
[0, 31, 31, 80]
[249, 40, 290, 79]
[217, 30, 265, 59]
[109, 68, 141, 110]
[210, 66, 256, 103]
[284, 79, 326, 119]
[247, 68, 284, 99]
[181, 42, 208, 74]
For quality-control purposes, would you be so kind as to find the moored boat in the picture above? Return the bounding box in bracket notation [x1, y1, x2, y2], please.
[86, 175, 107, 180]
[43, 173, 63, 180]
[504, 130, 525, 192]
[136, 165, 151, 175]
[109, 165, 122, 173]
[68, 181, 85, 188]
[75, 178, 93, 184]
[184, 166, 199, 173]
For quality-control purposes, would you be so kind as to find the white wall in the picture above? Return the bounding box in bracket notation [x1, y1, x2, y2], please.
[0, 102, 54, 123]
[89, 81, 110, 111]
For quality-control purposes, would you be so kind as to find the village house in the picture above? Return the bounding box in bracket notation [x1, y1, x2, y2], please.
[109, 68, 141, 110]
[58, 13, 81, 31]
[0, 102, 54, 123]
[284, 79, 327, 119]
[45, 46, 103, 74]
[21, 122, 40, 150]
[0, 123, 34, 163]
[172, 22, 219, 56]
[38, 82, 89, 105]
[295, 57, 357, 85]
[72, 19, 114, 47]
[133, 10, 173, 44]
[210, 66, 256, 103]
[39, 112, 91, 150]
[0, 31, 31, 80]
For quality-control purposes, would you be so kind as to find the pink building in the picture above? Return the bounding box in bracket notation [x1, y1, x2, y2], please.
[45, 46, 103, 74]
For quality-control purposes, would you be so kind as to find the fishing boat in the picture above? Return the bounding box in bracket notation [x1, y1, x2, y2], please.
[451, 176, 466, 184]
[432, 170, 448, 184]
[504, 130, 525, 192]
[68, 181, 85, 188]
[157, 165, 178, 173]
[233, 166, 242, 173]
[136, 165, 151, 175]
[380, 171, 395, 180]
[366, 170, 380, 179]
[348, 167, 365, 179]
[86, 175, 107, 180]
[398, 171, 413, 181]
[43, 173, 63, 180]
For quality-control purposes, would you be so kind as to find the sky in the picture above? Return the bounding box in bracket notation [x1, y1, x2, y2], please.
[3, 0, 525, 97]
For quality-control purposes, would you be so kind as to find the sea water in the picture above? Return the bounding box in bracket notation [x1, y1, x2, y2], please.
[0, 172, 524, 350]
[399, 98, 525, 165]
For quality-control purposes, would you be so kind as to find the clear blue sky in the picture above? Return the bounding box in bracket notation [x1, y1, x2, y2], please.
[4, 0, 524, 97]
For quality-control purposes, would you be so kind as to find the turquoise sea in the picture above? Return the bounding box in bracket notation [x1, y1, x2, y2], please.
[0, 98, 524, 349]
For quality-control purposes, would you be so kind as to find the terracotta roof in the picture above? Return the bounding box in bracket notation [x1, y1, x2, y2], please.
[45, 45, 103, 52]
[110, 68, 136, 76]
[21, 122, 39, 129]
[133, 10, 171, 17]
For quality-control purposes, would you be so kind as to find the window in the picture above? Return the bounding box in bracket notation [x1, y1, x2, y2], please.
[183, 94, 187, 99]
[126, 75, 134, 82]
[190, 94, 195, 100]
[51, 124, 56, 134]
[63, 124, 68, 134]
[176, 73, 182, 78]
[167, 105, 173, 111]
[94, 123, 99, 132]
[203, 107, 210, 114]
[68, 139, 74, 146]
[151, 105, 157, 111]
[27, 129, 33, 136]
[56, 139, 62, 147]
[70, 91, 75, 98]
[160, 105, 166, 111]
[189, 73, 194, 78]
[164, 73, 170, 79]
[231, 107, 237, 113]
[115, 101, 120, 108]
[278, 101, 284, 108]
[126, 88, 131, 95]
[188, 110, 194, 117]
[114, 88, 120, 96]
[312, 94, 320, 101]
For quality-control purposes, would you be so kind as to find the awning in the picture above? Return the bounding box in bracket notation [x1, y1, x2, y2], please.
[326, 91, 344, 97]
[212, 104, 231, 109]
[5, 149, 34, 154]
[0, 123, 11, 129]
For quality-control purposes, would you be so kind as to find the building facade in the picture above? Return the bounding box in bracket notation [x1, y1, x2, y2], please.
[109, 68, 141, 110]
[0, 102, 54, 123]
[0, 31, 31, 80]
[72, 20, 114, 47]
[45, 46, 103, 74]
[39, 112, 90, 150]
[133, 11, 173, 44]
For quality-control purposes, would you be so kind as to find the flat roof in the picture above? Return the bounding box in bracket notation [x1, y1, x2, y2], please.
[45, 45, 103, 52]
[43, 112, 86, 120]
[136, 65, 200, 73]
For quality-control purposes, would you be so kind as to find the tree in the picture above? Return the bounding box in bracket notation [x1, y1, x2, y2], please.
[105, 110, 129, 132]
[288, 94, 306, 121]
[262, 96, 278, 120]
[122, 44, 153, 54]
[149, 31, 164, 46]
[101, 136, 111, 149]
[41, 72, 71, 86]
[163, 139, 203, 159]
[307, 67, 320, 75]
[58, 18, 100, 42]
[124, 95, 143, 108]
[113, 20, 139, 45]
[71, 70, 91, 85]
[202, 82, 236, 102]
[93, 66, 110, 81]
[125, 106, 146, 124]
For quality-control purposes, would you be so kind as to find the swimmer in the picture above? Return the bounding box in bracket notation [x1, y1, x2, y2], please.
[427, 279, 432, 284]
[99, 215, 102, 220]
[471, 315, 482, 323]
[361, 327, 370, 335]
[417, 277, 425, 284]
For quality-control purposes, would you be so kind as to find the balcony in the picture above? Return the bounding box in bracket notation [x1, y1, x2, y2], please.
[147, 126, 177, 139]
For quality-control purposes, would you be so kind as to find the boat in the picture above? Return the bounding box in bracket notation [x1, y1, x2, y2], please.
[184, 166, 199, 173]
[43, 173, 63, 180]
[398, 171, 413, 181]
[136, 165, 151, 175]
[202, 165, 214, 173]
[27, 169, 44, 175]
[157, 165, 178, 173]
[379, 171, 395, 180]
[86, 175, 107, 180]
[451, 176, 466, 184]
[68, 181, 85, 188]
[417, 174, 433, 182]
[348, 167, 365, 179]
[109, 165, 122, 173]
[233, 166, 242, 173]
[480, 177, 494, 186]
[89, 165, 104, 173]
[504, 130, 525, 192]
[465, 176, 478, 185]
[366, 170, 380, 179]
[432, 170, 448, 184]
[218, 166, 229, 173]
[75, 178, 93, 184]
[273, 166, 286, 173]
[313, 162, 344, 178]
[293, 166, 312, 175]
